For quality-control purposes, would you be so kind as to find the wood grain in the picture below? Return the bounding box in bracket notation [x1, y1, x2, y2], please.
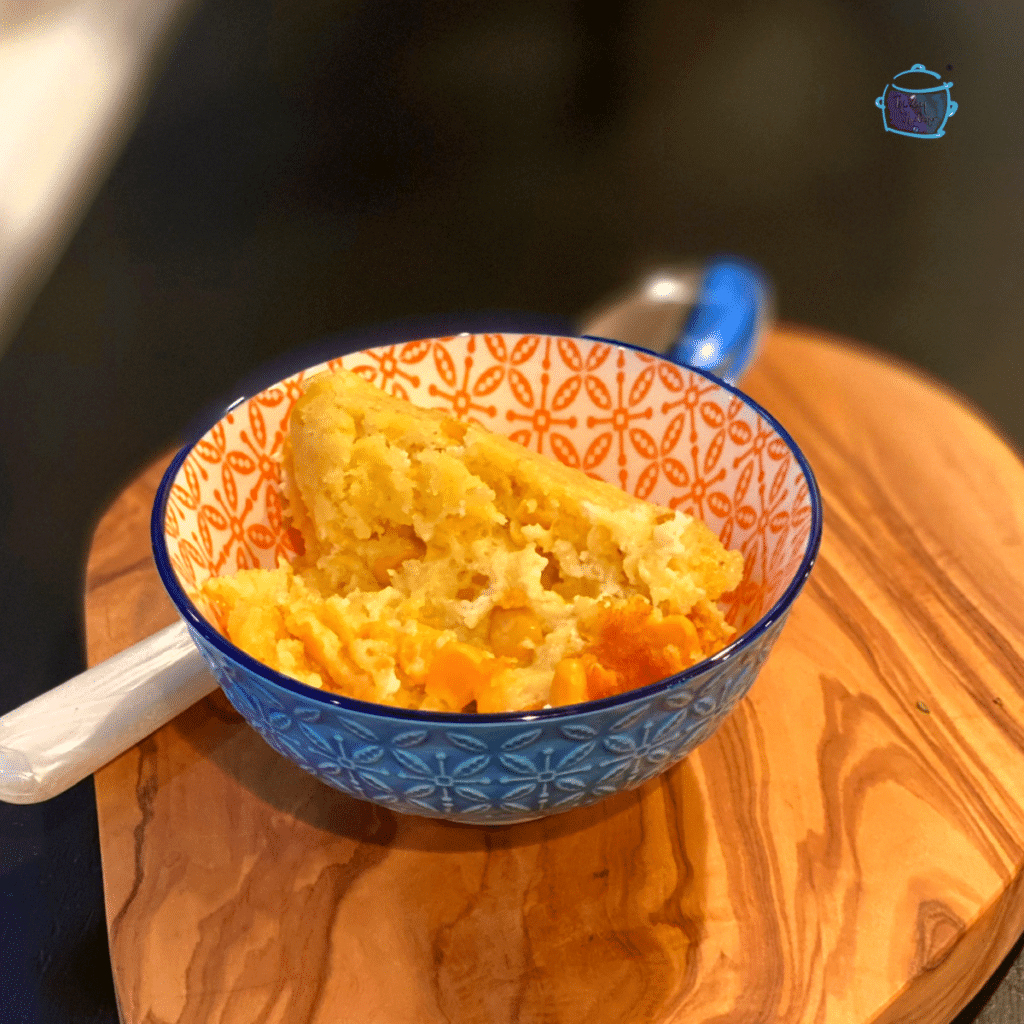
[85, 326, 1024, 1024]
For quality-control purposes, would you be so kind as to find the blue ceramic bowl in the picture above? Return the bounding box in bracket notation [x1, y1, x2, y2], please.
[153, 333, 821, 823]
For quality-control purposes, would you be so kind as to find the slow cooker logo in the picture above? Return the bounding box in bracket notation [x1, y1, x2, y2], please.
[875, 63, 957, 138]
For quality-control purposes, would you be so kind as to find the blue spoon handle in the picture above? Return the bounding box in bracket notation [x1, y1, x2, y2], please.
[666, 256, 771, 384]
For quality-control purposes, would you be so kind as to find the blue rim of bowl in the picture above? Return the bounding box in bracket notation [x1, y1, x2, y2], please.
[152, 335, 823, 724]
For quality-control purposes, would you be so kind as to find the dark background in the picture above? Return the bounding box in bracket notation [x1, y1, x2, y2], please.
[1, 1, 1021, 1021]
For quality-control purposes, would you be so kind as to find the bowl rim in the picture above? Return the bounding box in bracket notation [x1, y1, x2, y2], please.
[151, 333, 823, 723]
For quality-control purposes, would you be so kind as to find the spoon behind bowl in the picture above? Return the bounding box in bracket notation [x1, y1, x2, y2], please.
[0, 257, 771, 804]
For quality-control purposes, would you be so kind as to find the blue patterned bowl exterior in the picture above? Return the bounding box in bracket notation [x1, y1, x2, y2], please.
[154, 334, 822, 824]
[184, 615, 785, 823]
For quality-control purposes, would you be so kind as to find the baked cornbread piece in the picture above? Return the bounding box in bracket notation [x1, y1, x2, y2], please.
[199, 368, 744, 712]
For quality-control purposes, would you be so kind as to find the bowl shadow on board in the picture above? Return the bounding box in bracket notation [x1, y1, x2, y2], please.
[167, 684, 713, 859]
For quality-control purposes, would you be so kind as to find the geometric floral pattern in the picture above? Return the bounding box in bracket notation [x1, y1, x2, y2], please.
[185, 614, 789, 824]
[156, 335, 821, 823]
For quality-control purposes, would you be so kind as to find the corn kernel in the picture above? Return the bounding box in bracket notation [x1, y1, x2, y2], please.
[585, 658, 622, 701]
[423, 640, 515, 712]
[550, 658, 589, 707]
[645, 614, 701, 662]
[488, 606, 544, 664]
[370, 535, 425, 586]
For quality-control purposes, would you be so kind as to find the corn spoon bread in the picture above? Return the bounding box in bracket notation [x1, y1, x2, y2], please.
[199, 368, 743, 712]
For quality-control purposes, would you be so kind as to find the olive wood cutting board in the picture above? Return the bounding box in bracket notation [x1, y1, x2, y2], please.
[85, 326, 1024, 1024]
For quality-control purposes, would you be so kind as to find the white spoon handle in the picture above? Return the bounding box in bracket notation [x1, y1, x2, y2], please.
[0, 620, 216, 804]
